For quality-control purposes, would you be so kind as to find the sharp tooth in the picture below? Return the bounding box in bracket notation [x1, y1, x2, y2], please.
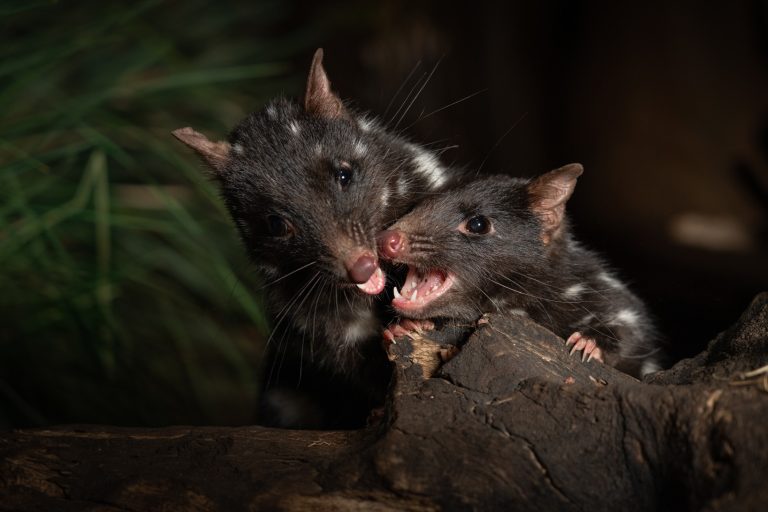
[410, 289, 418, 301]
[393, 287, 402, 299]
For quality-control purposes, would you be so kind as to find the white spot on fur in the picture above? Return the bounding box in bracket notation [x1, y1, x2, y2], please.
[266, 105, 277, 118]
[353, 140, 367, 157]
[289, 120, 300, 136]
[563, 283, 586, 298]
[641, 359, 661, 376]
[597, 272, 623, 289]
[509, 308, 528, 317]
[612, 308, 640, 326]
[573, 313, 594, 327]
[343, 311, 377, 346]
[397, 176, 409, 196]
[232, 143, 244, 154]
[381, 186, 390, 207]
[408, 144, 447, 189]
[358, 117, 374, 132]
[314, 143, 323, 156]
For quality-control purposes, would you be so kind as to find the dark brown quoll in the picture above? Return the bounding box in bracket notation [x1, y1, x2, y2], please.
[379, 164, 663, 377]
[172, 49, 461, 428]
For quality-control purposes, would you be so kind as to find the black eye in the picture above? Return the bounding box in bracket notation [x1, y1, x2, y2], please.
[267, 215, 293, 237]
[335, 162, 353, 188]
[465, 215, 491, 235]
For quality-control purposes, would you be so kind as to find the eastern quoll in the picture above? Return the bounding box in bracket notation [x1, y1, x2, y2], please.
[173, 49, 461, 427]
[378, 164, 663, 377]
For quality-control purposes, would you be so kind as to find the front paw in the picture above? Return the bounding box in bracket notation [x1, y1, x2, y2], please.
[383, 319, 436, 345]
[565, 332, 605, 363]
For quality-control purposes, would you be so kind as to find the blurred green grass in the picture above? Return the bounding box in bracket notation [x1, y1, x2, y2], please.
[0, 0, 317, 427]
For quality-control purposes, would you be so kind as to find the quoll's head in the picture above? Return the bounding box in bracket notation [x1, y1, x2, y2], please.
[377, 164, 583, 321]
[173, 49, 424, 297]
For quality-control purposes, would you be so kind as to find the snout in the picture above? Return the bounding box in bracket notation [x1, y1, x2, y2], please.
[377, 229, 408, 259]
[345, 252, 378, 284]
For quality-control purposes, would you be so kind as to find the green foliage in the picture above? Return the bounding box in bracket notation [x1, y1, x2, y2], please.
[0, 0, 314, 427]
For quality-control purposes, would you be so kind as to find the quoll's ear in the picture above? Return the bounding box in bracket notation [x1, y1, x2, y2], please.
[172, 127, 231, 174]
[304, 48, 347, 119]
[527, 163, 584, 245]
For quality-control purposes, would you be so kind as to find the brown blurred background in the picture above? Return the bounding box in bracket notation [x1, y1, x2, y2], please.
[295, 0, 768, 361]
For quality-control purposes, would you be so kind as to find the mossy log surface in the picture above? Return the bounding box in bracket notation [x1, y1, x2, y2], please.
[2, 294, 768, 511]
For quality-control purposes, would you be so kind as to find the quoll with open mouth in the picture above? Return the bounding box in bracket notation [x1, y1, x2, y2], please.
[378, 164, 664, 378]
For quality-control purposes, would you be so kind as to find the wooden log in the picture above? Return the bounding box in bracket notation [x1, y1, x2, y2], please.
[2, 294, 767, 511]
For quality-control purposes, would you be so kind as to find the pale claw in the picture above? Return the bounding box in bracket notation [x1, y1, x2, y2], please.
[565, 331, 604, 364]
[569, 338, 588, 356]
[582, 338, 597, 362]
[566, 332, 582, 347]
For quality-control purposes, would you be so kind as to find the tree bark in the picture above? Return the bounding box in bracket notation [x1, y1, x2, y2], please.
[2, 294, 767, 512]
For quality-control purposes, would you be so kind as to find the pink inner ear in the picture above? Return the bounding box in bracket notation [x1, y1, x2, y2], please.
[528, 163, 583, 244]
[172, 127, 231, 171]
[304, 48, 347, 119]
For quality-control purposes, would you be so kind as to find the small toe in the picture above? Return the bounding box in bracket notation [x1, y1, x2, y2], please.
[400, 319, 418, 332]
[391, 324, 411, 338]
[581, 338, 598, 362]
[587, 346, 604, 363]
[569, 338, 588, 356]
[566, 332, 583, 347]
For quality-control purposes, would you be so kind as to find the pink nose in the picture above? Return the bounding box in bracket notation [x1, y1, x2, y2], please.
[377, 230, 406, 259]
[346, 253, 378, 284]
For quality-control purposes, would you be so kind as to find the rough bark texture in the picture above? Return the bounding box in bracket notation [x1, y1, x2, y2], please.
[2, 294, 768, 512]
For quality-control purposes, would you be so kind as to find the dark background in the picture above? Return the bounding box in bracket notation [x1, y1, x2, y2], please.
[2, 0, 767, 427]
[301, 1, 768, 363]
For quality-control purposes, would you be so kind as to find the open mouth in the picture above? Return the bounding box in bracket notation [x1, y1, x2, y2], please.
[356, 267, 386, 295]
[392, 267, 455, 312]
